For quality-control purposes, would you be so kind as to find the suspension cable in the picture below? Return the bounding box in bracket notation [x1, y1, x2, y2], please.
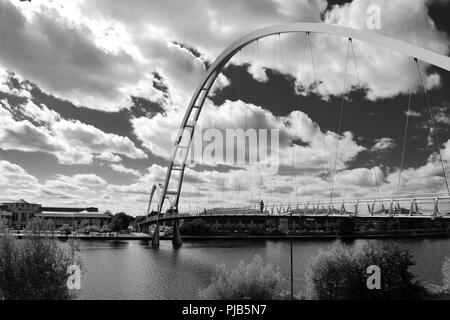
[290, 33, 308, 204]
[268, 35, 280, 206]
[257, 39, 264, 203]
[234, 49, 242, 206]
[307, 32, 333, 200]
[330, 39, 351, 201]
[249, 43, 256, 206]
[349, 39, 381, 198]
[415, 58, 450, 194]
[226, 69, 234, 208]
[277, 33, 294, 204]
[397, 88, 413, 195]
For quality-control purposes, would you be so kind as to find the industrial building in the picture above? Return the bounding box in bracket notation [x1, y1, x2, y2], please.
[0, 199, 111, 230]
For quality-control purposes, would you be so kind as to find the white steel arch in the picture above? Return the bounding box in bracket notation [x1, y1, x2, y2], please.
[157, 22, 450, 217]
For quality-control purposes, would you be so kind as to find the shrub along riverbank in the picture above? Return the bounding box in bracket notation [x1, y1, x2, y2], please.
[0, 219, 83, 300]
[200, 242, 450, 300]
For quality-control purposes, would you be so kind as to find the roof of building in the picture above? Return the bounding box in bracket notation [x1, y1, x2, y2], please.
[35, 212, 111, 219]
[40, 206, 99, 213]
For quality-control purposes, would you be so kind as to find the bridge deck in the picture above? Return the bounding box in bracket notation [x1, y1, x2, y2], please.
[142, 211, 450, 224]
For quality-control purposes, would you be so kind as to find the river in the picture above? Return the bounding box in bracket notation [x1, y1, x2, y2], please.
[76, 238, 450, 299]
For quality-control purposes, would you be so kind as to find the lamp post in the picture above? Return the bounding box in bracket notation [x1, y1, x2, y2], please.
[290, 210, 293, 300]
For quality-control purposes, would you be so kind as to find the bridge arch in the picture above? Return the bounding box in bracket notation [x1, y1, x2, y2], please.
[157, 22, 450, 218]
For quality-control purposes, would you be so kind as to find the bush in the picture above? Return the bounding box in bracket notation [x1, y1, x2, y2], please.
[304, 242, 426, 300]
[100, 225, 112, 233]
[426, 257, 450, 297]
[83, 225, 100, 234]
[0, 219, 83, 300]
[58, 225, 72, 235]
[199, 255, 283, 300]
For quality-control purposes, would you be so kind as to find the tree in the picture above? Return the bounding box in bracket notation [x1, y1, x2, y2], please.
[304, 242, 426, 300]
[0, 218, 83, 300]
[109, 212, 132, 233]
[199, 255, 283, 300]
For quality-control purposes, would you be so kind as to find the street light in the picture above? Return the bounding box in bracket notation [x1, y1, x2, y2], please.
[290, 210, 293, 300]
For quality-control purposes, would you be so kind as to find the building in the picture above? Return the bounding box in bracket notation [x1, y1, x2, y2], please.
[0, 200, 41, 229]
[0, 210, 13, 227]
[0, 199, 111, 230]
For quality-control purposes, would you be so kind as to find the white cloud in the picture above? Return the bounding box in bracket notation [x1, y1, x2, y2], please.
[321, 0, 449, 99]
[0, 159, 38, 187]
[110, 163, 140, 176]
[0, 0, 449, 214]
[55, 174, 108, 188]
[0, 98, 147, 164]
[0, 68, 32, 98]
[1, 0, 446, 113]
[371, 137, 396, 152]
[95, 152, 122, 163]
[405, 110, 421, 118]
[132, 98, 365, 175]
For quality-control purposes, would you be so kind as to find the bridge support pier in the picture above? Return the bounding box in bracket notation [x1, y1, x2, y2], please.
[151, 222, 160, 248]
[172, 220, 183, 248]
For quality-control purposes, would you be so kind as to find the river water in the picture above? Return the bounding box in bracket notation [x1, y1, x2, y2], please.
[76, 238, 450, 300]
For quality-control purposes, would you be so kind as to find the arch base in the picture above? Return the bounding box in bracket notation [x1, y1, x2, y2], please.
[172, 220, 183, 248]
[151, 222, 160, 248]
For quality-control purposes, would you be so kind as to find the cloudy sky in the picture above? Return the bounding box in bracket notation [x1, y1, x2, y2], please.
[0, 0, 449, 215]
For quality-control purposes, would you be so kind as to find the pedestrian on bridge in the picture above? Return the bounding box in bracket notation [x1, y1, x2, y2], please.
[260, 200, 264, 214]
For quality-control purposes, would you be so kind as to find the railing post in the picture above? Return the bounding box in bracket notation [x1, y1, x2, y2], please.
[388, 199, 394, 216]
[370, 201, 375, 216]
[340, 201, 346, 215]
[409, 198, 415, 216]
[433, 196, 439, 217]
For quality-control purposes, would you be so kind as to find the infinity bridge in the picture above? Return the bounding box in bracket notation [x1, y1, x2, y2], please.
[147, 195, 450, 223]
[141, 194, 450, 246]
[139, 23, 450, 248]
